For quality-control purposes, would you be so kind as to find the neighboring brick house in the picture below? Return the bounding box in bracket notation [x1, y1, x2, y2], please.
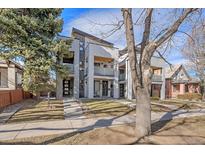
[0, 60, 23, 91]
[165, 64, 200, 98]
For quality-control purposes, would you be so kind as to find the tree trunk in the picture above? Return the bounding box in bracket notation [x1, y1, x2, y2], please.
[122, 8, 152, 138]
[135, 87, 151, 138]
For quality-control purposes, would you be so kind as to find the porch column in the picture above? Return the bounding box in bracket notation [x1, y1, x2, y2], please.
[127, 60, 133, 100]
[160, 67, 165, 100]
[108, 80, 111, 97]
[88, 49, 94, 98]
[114, 60, 119, 98]
[100, 80, 103, 97]
[73, 39, 80, 98]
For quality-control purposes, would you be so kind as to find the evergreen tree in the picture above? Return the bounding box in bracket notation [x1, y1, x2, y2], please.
[0, 9, 71, 98]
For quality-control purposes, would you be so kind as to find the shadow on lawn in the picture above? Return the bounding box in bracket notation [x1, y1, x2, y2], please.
[0, 109, 134, 145]
[129, 105, 205, 145]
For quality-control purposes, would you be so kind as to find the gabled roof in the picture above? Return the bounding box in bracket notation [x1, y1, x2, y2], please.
[0, 59, 24, 70]
[165, 64, 191, 79]
[71, 28, 113, 47]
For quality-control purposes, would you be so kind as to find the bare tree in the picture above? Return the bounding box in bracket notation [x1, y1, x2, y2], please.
[182, 24, 205, 100]
[121, 8, 198, 138]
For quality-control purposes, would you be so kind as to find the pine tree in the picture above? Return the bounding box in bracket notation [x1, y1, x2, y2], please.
[0, 9, 72, 98]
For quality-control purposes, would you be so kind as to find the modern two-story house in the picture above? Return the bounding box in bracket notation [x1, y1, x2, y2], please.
[56, 28, 166, 100]
[0, 60, 23, 91]
[56, 28, 119, 99]
[118, 48, 166, 100]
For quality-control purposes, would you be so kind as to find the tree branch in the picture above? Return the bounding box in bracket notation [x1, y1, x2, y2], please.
[141, 9, 153, 52]
[155, 8, 198, 47]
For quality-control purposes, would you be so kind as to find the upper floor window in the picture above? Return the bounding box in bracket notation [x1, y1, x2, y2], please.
[153, 68, 162, 75]
[94, 63, 100, 67]
[63, 52, 74, 64]
[80, 41, 84, 46]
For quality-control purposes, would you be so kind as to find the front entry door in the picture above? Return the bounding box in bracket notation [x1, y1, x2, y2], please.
[119, 84, 125, 98]
[63, 79, 73, 97]
[102, 81, 108, 96]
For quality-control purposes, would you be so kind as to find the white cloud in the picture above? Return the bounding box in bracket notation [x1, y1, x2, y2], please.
[63, 9, 126, 49]
[63, 8, 196, 66]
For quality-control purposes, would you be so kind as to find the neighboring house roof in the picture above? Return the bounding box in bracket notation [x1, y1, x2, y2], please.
[165, 64, 200, 83]
[0, 59, 24, 70]
[71, 28, 114, 47]
[119, 46, 141, 56]
[119, 53, 128, 63]
[165, 64, 182, 79]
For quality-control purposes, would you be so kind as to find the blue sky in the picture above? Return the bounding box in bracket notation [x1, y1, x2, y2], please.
[60, 8, 202, 71]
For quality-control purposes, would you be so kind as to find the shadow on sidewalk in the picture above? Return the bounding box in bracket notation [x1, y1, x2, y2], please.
[0, 109, 134, 145]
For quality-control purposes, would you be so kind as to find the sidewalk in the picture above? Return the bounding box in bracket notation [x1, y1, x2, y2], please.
[0, 114, 135, 141]
[1, 108, 205, 141]
[0, 103, 25, 125]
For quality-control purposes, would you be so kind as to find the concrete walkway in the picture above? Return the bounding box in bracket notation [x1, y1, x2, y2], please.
[118, 99, 178, 110]
[63, 98, 85, 119]
[0, 114, 135, 141]
[0, 103, 25, 125]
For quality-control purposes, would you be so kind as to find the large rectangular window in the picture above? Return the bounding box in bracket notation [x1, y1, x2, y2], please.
[0, 67, 8, 87]
[173, 84, 180, 92]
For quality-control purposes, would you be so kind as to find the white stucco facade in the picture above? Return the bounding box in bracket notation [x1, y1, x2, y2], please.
[56, 31, 119, 99]
[118, 54, 166, 100]
[56, 28, 166, 100]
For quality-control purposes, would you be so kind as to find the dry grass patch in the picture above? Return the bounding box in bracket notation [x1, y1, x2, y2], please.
[0, 124, 137, 145]
[2, 115, 205, 144]
[151, 104, 173, 112]
[7, 99, 64, 124]
[81, 99, 134, 118]
[158, 99, 205, 110]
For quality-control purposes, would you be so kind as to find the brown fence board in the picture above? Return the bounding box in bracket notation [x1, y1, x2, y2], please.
[0, 89, 31, 109]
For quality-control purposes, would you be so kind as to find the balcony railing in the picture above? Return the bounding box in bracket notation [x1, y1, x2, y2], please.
[63, 63, 74, 74]
[119, 73, 125, 81]
[152, 74, 162, 82]
[94, 66, 114, 76]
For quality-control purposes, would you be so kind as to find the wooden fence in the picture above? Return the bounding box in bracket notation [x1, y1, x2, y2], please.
[0, 89, 32, 109]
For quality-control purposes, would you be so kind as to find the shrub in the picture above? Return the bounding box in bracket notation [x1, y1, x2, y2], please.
[177, 93, 202, 101]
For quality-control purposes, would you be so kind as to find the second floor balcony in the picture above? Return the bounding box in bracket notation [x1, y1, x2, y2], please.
[152, 74, 162, 82]
[63, 63, 74, 74]
[94, 66, 114, 76]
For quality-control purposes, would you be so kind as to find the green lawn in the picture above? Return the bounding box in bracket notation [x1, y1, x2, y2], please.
[81, 99, 134, 118]
[7, 99, 64, 124]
